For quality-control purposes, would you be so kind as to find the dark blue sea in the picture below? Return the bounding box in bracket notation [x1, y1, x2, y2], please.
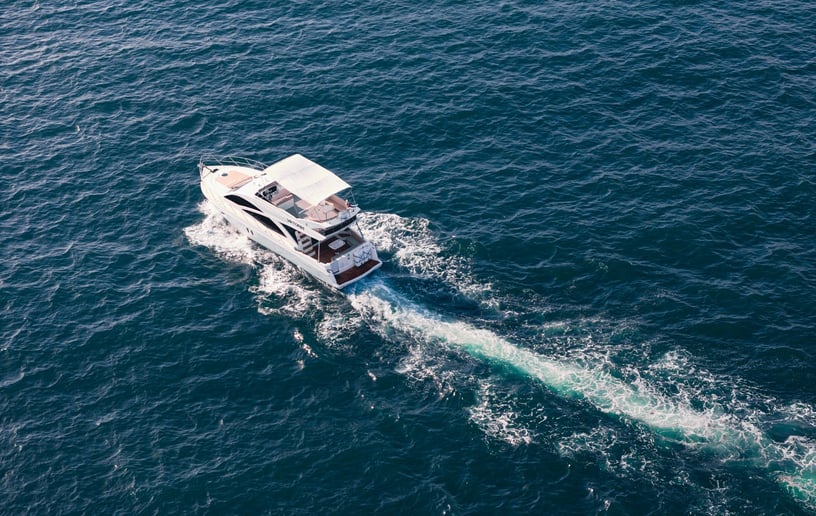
[2, 1, 815, 513]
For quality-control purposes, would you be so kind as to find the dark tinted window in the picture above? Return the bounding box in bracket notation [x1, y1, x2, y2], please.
[244, 210, 284, 235]
[226, 195, 259, 211]
[319, 215, 357, 235]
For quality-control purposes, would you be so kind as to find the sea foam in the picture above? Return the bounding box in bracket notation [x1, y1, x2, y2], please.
[348, 279, 816, 509]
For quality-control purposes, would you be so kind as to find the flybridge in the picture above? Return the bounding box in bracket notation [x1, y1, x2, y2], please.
[262, 154, 351, 207]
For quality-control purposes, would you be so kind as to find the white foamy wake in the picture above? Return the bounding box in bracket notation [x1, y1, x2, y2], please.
[350, 281, 730, 442]
[394, 342, 460, 400]
[184, 201, 363, 344]
[184, 201, 314, 310]
[358, 212, 495, 304]
[468, 380, 534, 446]
[186, 203, 816, 508]
[348, 279, 816, 509]
[183, 201, 256, 265]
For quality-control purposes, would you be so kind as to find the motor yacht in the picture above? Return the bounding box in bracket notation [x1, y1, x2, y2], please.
[198, 154, 382, 289]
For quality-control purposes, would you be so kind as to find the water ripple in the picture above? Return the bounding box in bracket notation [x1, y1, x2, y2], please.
[2, 0, 815, 513]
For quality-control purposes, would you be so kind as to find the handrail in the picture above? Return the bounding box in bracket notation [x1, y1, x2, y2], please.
[198, 156, 269, 178]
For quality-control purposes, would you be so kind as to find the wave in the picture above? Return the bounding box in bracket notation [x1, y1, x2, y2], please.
[358, 212, 495, 305]
[183, 201, 256, 266]
[183, 201, 364, 347]
[468, 380, 534, 446]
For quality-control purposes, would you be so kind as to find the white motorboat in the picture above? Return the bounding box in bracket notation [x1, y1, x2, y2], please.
[198, 154, 382, 289]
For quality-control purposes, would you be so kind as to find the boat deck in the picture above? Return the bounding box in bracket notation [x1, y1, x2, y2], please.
[334, 258, 381, 287]
[215, 168, 252, 189]
[315, 233, 361, 264]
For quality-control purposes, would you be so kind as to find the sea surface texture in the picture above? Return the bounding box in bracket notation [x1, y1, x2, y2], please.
[2, 0, 815, 513]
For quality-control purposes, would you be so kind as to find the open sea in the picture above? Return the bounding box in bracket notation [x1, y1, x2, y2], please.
[2, 0, 816, 513]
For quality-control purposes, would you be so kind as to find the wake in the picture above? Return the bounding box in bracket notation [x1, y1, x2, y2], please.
[347, 278, 816, 509]
[185, 203, 816, 509]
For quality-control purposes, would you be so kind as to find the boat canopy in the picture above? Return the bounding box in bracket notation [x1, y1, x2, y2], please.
[263, 154, 351, 206]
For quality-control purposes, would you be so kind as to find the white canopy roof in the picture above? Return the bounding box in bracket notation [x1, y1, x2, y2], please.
[263, 154, 350, 206]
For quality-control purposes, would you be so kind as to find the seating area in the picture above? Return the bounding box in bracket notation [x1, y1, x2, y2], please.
[292, 199, 338, 222]
[315, 232, 360, 263]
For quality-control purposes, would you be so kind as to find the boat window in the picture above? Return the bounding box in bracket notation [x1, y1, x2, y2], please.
[259, 184, 278, 202]
[319, 215, 357, 235]
[244, 210, 284, 235]
[226, 195, 260, 211]
[281, 224, 299, 241]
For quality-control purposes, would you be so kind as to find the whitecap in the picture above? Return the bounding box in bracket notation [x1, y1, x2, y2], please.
[183, 200, 256, 265]
[358, 212, 494, 305]
[468, 380, 533, 446]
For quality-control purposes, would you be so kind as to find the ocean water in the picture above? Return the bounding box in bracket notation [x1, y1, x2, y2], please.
[2, 0, 815, 513]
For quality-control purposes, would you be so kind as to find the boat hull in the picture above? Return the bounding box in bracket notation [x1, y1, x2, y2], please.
[200, 175, 381, 290]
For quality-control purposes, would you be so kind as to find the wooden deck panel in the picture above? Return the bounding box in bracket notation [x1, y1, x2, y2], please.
[315, 236, 361, 263]
[334, 259, 381, 286]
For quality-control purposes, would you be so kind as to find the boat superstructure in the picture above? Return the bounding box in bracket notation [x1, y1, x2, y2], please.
[198, 154, 382, 289]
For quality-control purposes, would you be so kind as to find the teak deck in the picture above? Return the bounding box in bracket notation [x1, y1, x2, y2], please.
[333, 259, 380, 286]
